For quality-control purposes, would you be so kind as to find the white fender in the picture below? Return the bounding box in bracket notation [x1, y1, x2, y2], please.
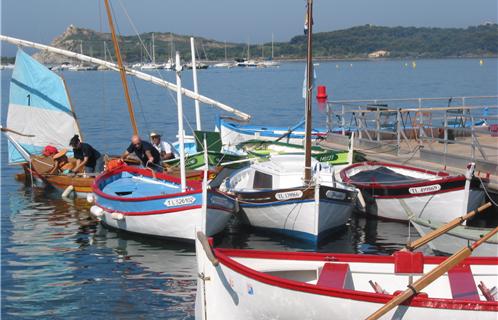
[90, 205, 104, 218]
[461, 162, 476, 222]
[356, 189, 366, 210]
[62, 185, 75, 198]
[111, 212, 125, 220]
[86, 193, 95, 203]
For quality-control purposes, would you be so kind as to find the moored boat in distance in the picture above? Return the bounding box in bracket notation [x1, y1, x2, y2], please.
[339, 161, 485, 221]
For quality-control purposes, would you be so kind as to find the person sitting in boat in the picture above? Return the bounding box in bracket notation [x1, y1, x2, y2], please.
[150, 132, 177, 160]
[48, 149, 78, 175]
[121, 135, 162, 172]
[69, 134, 103, 174]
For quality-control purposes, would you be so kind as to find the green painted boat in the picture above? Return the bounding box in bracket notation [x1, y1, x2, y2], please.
[163, 151, 246, 170]
[237, 139, 365, 165]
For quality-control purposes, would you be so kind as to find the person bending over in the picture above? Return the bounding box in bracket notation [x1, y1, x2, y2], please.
[69, 135, 103, 174]
[121, 135, 162, 172]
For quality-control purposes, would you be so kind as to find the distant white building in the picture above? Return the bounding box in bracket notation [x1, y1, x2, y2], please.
[368, 50, 390, 58]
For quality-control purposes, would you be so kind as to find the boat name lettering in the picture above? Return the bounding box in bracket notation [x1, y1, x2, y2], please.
[275, 190, 303, 200]
[164, 196, 196, 207]
[408, 184, 441, 194]
[325, 190, 346, 200]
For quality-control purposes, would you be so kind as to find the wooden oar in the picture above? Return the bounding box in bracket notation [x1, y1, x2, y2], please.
[366, 224, 498, 320]
[404, 202, 492, 251]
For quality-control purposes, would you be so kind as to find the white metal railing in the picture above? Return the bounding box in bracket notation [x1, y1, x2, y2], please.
[324, 96, 498, 163]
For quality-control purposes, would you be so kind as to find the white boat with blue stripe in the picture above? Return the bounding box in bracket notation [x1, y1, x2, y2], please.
[222, 155, 356, 243]
[218, 117, 327, 147]
[91, 166, 235, 241]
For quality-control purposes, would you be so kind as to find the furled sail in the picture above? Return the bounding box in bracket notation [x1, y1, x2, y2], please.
[6, 49, 81, 164]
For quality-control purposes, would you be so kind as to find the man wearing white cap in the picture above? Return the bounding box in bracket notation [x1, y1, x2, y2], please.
[150, 132, 177, 160]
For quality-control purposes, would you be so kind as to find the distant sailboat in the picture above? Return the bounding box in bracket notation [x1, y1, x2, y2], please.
[141, 33, 164, 70]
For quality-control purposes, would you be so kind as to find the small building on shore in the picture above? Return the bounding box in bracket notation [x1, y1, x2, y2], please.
[368, 50, 390, 58]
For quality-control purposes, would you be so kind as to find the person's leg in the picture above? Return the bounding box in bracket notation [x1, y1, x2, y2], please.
[95, 156, 104, 173]
[85, 166, 96, 173]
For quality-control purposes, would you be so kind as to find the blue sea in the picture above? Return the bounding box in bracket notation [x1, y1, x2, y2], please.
[1, 58, 497, 319]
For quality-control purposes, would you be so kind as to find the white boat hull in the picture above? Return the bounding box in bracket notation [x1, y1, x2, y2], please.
[95, 206, 231, 241]
[240, 198, 352, 242]
[195, 246, 498, 320]
[220, 121, 313, 147]
[370, 188, 485, 221]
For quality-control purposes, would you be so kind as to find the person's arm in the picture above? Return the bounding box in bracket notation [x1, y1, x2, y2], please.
[121, 150, 130, 160]
[162, 141, 174, 160]
[144, 150, 155, 167]
[49, 159, 59, 174]
[73, 156, 88, 172]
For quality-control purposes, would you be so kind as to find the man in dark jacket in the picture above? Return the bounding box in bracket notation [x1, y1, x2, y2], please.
[69, 134, 103, 173]
[121, 135, 162, 172]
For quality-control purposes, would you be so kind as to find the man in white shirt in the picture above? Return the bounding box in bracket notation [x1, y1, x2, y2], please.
[150, 132, 178, 160]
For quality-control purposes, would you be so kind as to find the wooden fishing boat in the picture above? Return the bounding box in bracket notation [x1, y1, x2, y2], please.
[221, 1, 357, 244]
[90, 166, 235, 240]
[89, 13, 236, 241]
[237, 139, 365, 164]
[411, 216, 498, 256]
[339, 161, 485, 221]
[218, 117, 327, 147]
[195, 232, 498, 320]
[223, 155, 356, 243]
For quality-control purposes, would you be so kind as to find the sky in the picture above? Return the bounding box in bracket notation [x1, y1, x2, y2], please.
[1, 0, 497, 56]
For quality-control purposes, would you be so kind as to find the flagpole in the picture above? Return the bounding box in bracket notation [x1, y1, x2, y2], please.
[304, 0, 313, 184]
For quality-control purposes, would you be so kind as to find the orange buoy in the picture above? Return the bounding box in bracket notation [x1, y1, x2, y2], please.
[316, 85, 328, 100]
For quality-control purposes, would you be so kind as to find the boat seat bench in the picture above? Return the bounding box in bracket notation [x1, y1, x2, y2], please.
[317, 263, 352, 289]
[448, 263, 480, 301]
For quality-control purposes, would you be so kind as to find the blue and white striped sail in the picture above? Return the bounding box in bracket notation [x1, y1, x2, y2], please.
[6, 49, 81, 164]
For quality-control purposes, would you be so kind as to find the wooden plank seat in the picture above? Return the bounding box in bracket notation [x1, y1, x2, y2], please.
[448, 263, 480, 301]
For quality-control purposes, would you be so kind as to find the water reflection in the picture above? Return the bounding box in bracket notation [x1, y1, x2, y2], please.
[2, 188, 196, 319]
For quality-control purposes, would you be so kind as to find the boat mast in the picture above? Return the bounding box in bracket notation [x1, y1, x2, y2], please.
[190, 37, 202, 130]
[224, 40, 227, 62]
[175, 52, 187, 191]
[304, 0, 313, 183]
[152, 32, 155, 65]
[271, 33, 274, 59]
[103, 0, 139, 135]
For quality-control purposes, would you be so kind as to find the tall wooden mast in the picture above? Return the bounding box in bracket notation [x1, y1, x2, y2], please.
[103, 0, 138, 135]
[303, 0, 314, 183]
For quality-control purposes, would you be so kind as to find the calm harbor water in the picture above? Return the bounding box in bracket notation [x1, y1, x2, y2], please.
[1, 58, 497, 319]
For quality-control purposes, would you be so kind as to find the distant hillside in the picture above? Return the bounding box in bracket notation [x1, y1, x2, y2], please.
[33, 24, 498, 64]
